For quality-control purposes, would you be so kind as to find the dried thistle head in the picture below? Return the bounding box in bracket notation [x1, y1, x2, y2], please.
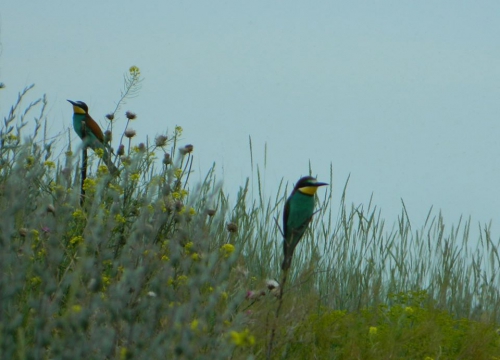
[206, 209, 216, 217]
[117, 144, 125, 156]
[137, 143, 146, 152]
[104, 130, 112, 143]
[106, 113, 114, 121]
[266, 279, 280, 291]
[155, 135, 168, 147]
[227, 222, 238, 233]
[125, 111, 137, 120]
[125, 129, 136, 138]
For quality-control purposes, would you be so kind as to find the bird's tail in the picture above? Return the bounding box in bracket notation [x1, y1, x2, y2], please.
[281, 256, 292, 271]
[281, 242, 295, 271]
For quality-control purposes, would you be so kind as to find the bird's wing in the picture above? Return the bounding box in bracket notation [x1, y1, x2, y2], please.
[292, 215, 314, 237]
[283, 196, 291, 238]
[85, 114, 105, 143]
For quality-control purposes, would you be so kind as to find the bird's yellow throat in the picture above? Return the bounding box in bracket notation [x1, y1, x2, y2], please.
[73, 105, 86, 114]
[298, 186, 319, 195]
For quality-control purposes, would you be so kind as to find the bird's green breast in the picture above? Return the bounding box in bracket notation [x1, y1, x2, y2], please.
[286, 191, 315, 232]
[73, 113, 100, 148]
[72, 113, 86, 138]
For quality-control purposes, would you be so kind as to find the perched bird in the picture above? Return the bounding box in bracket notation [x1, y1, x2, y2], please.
[282, 176, 327, 271]
[67, 100, 118, 175]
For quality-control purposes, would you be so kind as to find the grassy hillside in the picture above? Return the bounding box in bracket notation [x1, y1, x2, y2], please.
[1, 78, 500, 359]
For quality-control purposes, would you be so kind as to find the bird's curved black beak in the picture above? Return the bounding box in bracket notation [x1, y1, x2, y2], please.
[67, 99, 77, 106]
[315, 182, 328, 187]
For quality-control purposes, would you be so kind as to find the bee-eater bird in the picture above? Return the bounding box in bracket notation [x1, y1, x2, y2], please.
[282, 176, 328, 271]
[67, 100, 118, 175]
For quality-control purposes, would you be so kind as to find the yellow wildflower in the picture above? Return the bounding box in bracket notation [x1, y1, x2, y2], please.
[220, 244, 235, 258]
[230, 329, 255, 346]
[30, 276, 42, 286]
[102, 276, 111, 286]
[82, 178, 97, 192]
[70, 236, 84, 245]
[114, 214, 127, 224]
[191, 319, 199, 331]
[43, 161, 55, 168]
[72, 209, 85, 219]
[176, 275, 188, 286]
[108, 183, 124, 194]
[191, 253, 200, 261]
[71, 305, 82, 313]
[174, 168, 183, 179]
[172, 192, 181, 200]
[129, 65, 140, 76]
[120, 347, 128, 360]
[94, 148, 104, 158]
[369, 326, 378, 336]
[97, 165, 108, 175]
[131, 169, 141, 181]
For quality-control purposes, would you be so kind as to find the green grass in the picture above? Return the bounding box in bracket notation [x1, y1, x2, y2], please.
[1, 76, 500, 359]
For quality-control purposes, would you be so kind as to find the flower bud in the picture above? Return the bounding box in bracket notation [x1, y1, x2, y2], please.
[179, 144, 194, 155]
[163, 153, 172, 165]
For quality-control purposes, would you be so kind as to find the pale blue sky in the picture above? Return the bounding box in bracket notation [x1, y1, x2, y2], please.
[2, 1, 500, 233]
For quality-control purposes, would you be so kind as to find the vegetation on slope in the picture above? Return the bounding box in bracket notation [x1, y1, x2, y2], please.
[1, 70, 499, 359]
